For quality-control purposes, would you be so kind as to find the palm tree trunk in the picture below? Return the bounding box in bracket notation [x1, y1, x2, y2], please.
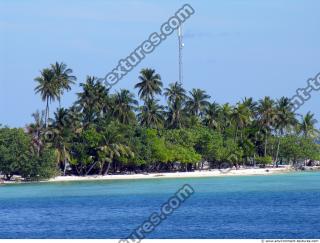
[63, 160, 67, 176]
[45, 97, 49, 127]
[63, 146, 67, 176]
[275, 137, 281, 167]
[98, 162, 104, 175]
[234, 126, 238, 142]
[264, 135, 268, 156]
[104, 162, 112, 176]
[58, 96, 61, 109]
[85, 161, 98, 176]
[36, 131, 41, 156]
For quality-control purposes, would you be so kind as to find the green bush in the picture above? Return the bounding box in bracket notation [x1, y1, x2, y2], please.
[255, 156, 273, 165]
[0, 127, 58, 181]
[20, 149, 59, 181]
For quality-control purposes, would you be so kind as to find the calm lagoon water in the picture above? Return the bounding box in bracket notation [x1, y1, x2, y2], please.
[0, 172, 320, 239]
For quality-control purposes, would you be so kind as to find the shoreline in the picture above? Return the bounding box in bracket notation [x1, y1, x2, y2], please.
[4, 166, 320, 185]
[46, 167, 294, 183]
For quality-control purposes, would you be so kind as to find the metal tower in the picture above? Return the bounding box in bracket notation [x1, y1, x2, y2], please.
[178, 25, 184, 84]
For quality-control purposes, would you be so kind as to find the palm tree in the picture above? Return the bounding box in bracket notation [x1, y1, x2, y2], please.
[98, 130, 134, 175]
[185, 88, 211, 117]
[242, 97, 257, 118]
[218, 103, 233, 134]
[135, 68, 163, 101]
[98, 143, 133, 175]
[49, 108, 72, 175]
[67, 106, 83, 133]
[84, 123, 134, 175]
[231, 103, 252, 142]
[137, 99, 164, 128]
[34, 68, 60, 126]
[27, 111, 46, 155]
[203, 102, 220, 130]
[274, 97, 297, 163]
[257, 96, 276, 156]
[112, 89, 138, 125]
[298, 112, 319, 138]
[166, 100, 185, 129]
[51, 62, 76, 106]
[164, 82, 187, 129]
[164, 82, 187, 105]
[76, 76, 109, 125]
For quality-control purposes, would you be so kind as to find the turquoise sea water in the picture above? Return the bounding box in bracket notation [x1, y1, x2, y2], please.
[0, 172, 320, 239]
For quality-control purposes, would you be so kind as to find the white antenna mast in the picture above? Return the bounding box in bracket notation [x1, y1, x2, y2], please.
[178, 24, 184, 85]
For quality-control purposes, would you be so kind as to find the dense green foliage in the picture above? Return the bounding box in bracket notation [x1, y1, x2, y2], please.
[1, 62, 319, 180]
[0, 127, 57, 180]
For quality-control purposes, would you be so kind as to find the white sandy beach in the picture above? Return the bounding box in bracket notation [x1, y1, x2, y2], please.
[47, 167, 292, 183]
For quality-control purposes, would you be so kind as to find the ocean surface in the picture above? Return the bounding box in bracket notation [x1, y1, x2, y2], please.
[0, 172, 320, 239]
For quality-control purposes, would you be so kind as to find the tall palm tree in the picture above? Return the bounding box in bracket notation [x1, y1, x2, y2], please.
[274, 97, 297, 163]
[203, 102, 221, 130]
[112, 89, 138, 125]
[166, 100, 185, 129]
[67, 106, 83, 133]
[218, 103, 233, 134]
[49, 108, 72, 175]
[27, 111, 46, 155]
[76, 76, 109, 125]
[231, 103, 252, 142]
[34, 68, 60, 126]
[51, 62, 76, 106]
[135, 68, 163, 102]
[164, 82, 187, 128]
[257, 96, 276, 156]
[164, 82, 187, 105]
[137, 99, 164, 128]
[164, 82, 187, 129]
[185, 88, 211, 117]
[242, 97, 257, 118]
[298, 112, 319, 138]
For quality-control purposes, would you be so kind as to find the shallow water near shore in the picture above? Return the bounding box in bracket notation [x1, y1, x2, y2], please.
[1, 172, 320, 239]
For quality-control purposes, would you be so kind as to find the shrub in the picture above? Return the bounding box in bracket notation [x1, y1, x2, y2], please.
[255, 156, 273, 165]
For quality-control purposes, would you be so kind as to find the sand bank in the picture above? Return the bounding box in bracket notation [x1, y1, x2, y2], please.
[47, 167, 292, 183]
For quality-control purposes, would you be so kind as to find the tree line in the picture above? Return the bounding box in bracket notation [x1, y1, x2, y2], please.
[0, 62, 319, 180]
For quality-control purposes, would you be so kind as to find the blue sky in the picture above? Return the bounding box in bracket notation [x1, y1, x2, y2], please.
[1, 0, 320, 127]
